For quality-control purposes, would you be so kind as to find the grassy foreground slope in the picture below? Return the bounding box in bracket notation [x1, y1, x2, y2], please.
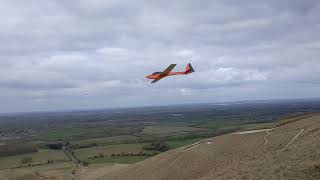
[100, 114, 320, 180]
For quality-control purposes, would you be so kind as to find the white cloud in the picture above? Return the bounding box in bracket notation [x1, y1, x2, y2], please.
[192, 68, 267, 85]
[179, 88, 192, 96]
[174, 49, 195, 58]
[38, 54, 88, 68]
[96, 47, 130, 57]
[211, 18, 271, 32]
[303, 42, 320, 49]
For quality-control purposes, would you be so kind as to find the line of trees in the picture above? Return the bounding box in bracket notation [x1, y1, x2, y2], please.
[88, 151, 158, 159]
[110, 151, 158, 157]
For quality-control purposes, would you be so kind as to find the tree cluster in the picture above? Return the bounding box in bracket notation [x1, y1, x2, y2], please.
[143, 140, 170, 152]
[45, 143, 63, 150]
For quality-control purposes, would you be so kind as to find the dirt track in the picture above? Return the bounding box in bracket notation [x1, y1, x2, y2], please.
[99, 114, 320, 180]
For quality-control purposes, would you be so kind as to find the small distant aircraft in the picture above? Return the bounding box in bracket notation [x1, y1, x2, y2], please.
[146, 63, 194, 83]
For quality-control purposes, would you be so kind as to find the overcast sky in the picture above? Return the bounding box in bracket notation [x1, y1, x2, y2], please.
[1, 0, 320, 113]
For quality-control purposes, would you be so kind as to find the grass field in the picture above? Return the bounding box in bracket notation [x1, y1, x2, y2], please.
[141, 125, 204, 136]
[36, 127, 105, 141]
[72, 135, 139, 146]
[0, 161, 73, 180]
[194, 120, 252, 129]
[0, 149, 69, 170]
[1, 100, 317, 179]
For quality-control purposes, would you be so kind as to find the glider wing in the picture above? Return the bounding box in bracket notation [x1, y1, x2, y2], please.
[161, 64, 176, 75]
[151, 78, 162, 83]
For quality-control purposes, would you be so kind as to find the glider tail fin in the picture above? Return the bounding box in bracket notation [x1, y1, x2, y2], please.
[185, 63, 195, 74]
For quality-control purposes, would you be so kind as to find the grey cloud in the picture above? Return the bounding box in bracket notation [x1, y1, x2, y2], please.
[0, 80, 76, 90]
[0, 0, 320, 112]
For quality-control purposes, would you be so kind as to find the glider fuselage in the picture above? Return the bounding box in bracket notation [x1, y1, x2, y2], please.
[146, 71, 186, 79]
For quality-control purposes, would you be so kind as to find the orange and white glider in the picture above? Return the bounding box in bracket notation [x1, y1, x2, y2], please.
[146, 63, 194, 83]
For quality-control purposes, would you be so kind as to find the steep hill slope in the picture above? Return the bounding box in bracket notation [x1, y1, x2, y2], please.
[99, 114, 320, 180]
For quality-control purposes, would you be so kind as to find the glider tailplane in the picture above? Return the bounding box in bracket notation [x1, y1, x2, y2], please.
[185, 63, 195, 74]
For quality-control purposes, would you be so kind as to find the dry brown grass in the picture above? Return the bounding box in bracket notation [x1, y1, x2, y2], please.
[98, 114, 320, 180]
